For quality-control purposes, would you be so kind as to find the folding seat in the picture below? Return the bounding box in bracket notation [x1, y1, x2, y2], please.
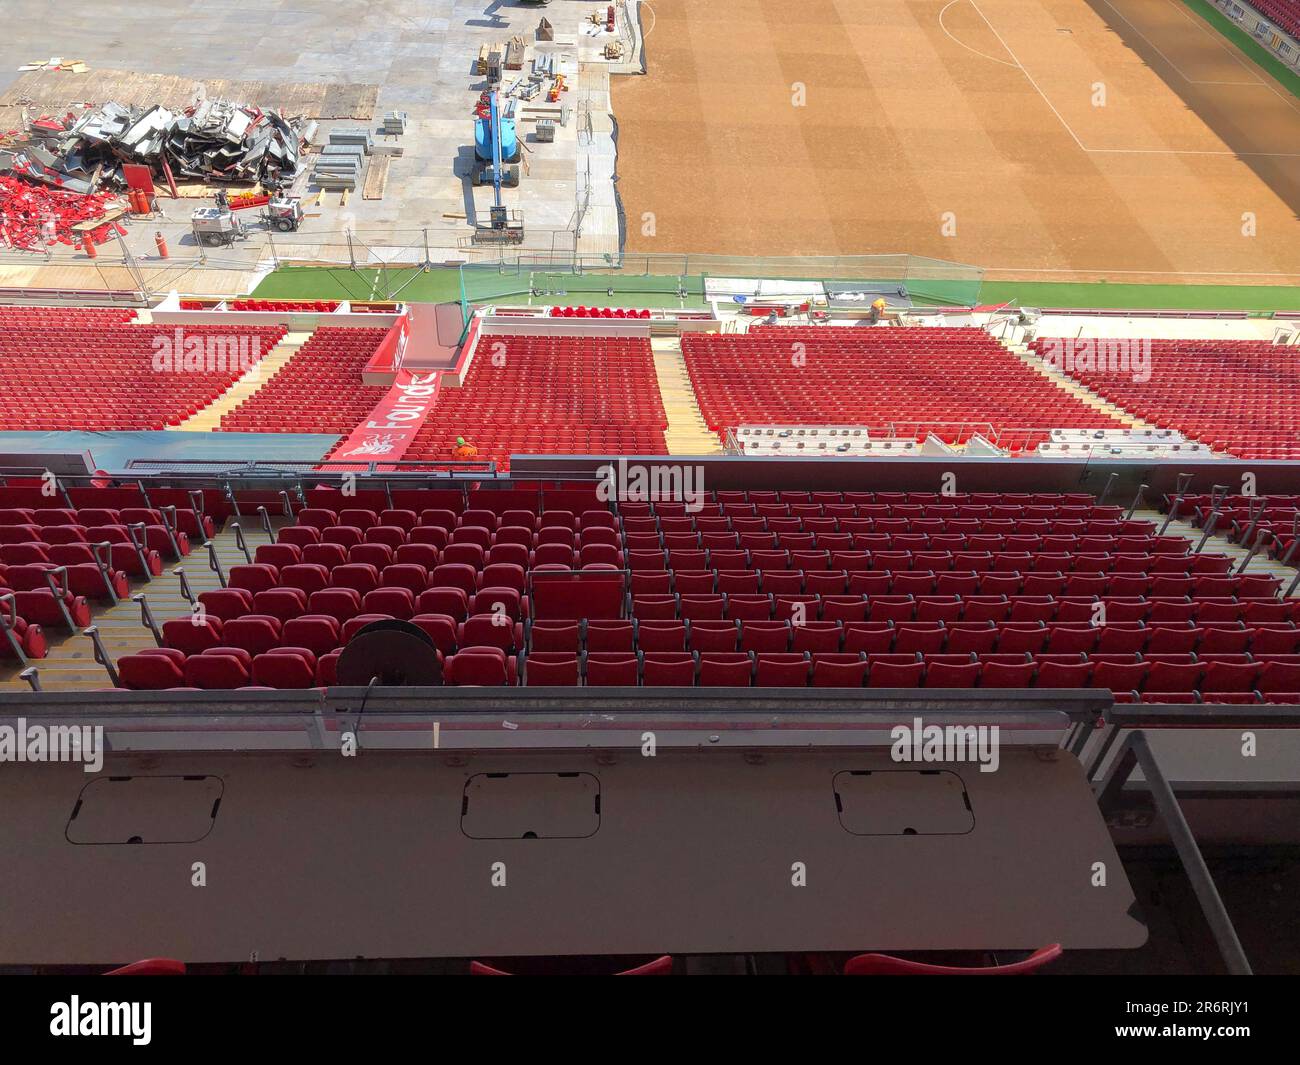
[162, 615, 224, 655]
[893, 622, 944, 654]
[297, 508, 337, 530]
[1150, 575, 1194, 598]
[997, 622, 1048, 654]
[197, 587, 253, 622]
[579, 510, 617, 532]
[755, 652, 810, 687]
[365, 526, 407, 550]
[322, 526, 363, 550]
[923, 655, 980, 688]
[1238, 573, 1282, 598]
[1249, 625, 1300, 655]
[801, 570, 845, 597]
[847, 571, 893, 595]
[979, 573, 1022, 596]
[254, 543, 301, 570]
[1191, 624, 1250, 654]
[0, 525, 41, 545]
[348, 543, 394, 570]
[538, 511, 576, 532]
[1022, 572, 1066, 597]
[252, 587, 308, 623]
[380, 509, 419, 532]
[1043, 624, 1097, 655]
[739, 620, 791, 653]
[688, 619, 740, 652]
[223, 615, 283, 657]
[459, 615, 524, 654]
[1033, 656, 1093, 687]
[1201, 660, 1262, 695]
[671, 570, 713, 594]
[184, 649, 253, 689]
[943, 620, 995, 654]
[282, 615, 343, 656]
[410, 526, 450, 549]
[442, 543, 485, 569]
[34, 509, 78, 527]
[831, 551, 872, 572]
[631, 571, 673, 595]
[524, 652, 580, 686]
[585, 651, 640, 686]
[726, 594, 773, 620]
[679, 594, 725, 621]
[761, 570, 804, 595]
[866, 596, 914, 623]
[362, 587, 416, 619]
[629, 548, 670, 574]
[866, 653, 924, 687]
[302, 543, 347, 570]
[229, 563, 279, 595]
[1095, 623, 1147, 653]
[821, 596, 868, 622]
[1245, 600, 1295, 623]
[959, 595, 1007, 623]
[495, 526, 534, 550]
[810, 652, 867, 687]
[791, 550, 829, 572]
[486, 543, 529, 569]
[1147, 599, 1196, 624]
[446, 647, 516, 686]
[791, 621, 843, 653]
[342, 613, 398, 644]
[699, 652, 753, 686]
[453, 526, 494, 553]
[632, 594, 678, 620]
[914, 596, 962, 622]
[1144, 656, 1204, 693]
[1258, 659, 1300, 695]
[579, 544, 622, 568]
[642, 652, 695, 686]
[892, 571, 936, 596]
[118, 648, 187, 690]
[977, 654, 1036, 687]
[410, 614, 458, 654]
[308, 587, 363, 624]
[1007, 597, 1057, 623]
[419, 509, 458, 531]
[586, 619, 635, 652]
[253, 647, 319, 689]
[0, 544, 49, 565]
[279, 563, 330, 598]
[461, 509, 500, 531]
[841, 621, 895, 654]
[470, 587, 524, 621]
[430, 562, 477, 597]
[637, 619, 688, 652]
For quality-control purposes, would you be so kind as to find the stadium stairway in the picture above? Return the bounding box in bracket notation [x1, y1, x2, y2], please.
[0, 515, 289, 692]
[168, 332, 313, 432]
[998, 337, 1154, 431]
[1136, 506, 1300, 602]
[651, 337, 723, 455]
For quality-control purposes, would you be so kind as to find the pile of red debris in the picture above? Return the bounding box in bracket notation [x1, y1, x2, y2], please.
[0, 174, 120, 251]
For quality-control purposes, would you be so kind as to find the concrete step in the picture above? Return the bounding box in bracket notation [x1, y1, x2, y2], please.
[652, 336, 722, 456]
[1137, 506, 1300, 597]
[169, 331, 313, 432]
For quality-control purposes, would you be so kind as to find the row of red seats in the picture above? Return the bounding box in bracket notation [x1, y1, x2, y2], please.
[519, 649, 1300, 700]
[1246, 0, 1300, 39]
[548, 306, 652, 318]
[682, 326, 1122, 444]
[229, 299, 339, 312]
[218, 327, 390, 434]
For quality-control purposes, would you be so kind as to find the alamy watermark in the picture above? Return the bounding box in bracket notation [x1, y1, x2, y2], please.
[0, 718, 104, 773]
[1040, 337, 1151, 383]
[151, 328, 262, 375]
[596, 459, 705, 513]
[890, 717, 1000, 773]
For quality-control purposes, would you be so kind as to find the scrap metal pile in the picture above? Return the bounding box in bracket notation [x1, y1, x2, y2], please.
[0, 98, 306, 195]
[0, 174, 121, 250]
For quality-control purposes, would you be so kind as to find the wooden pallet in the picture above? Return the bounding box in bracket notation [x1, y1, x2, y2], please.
[362, 155, 391, 200]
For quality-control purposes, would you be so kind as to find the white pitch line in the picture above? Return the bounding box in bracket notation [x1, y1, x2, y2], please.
[968, 0, 1300, 158]
[1099, 0, 1259, 86]
[967, 0, 1090, 151]
[1160, 0, 1267, 83]
[938, 0, 1019, 68]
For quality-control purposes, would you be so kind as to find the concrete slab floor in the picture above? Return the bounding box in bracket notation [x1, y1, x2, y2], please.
[0, 0, 638, 278]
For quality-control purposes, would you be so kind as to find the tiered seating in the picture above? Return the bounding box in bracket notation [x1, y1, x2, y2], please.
[218, 327, 391, 434]
[1030, 337, 1300, 459]
[229, 299, 339, 312]
[1247, 0, 1300, 39]
[110, 488, 1299, 703]
[682, 327, 1122, 448]
[548, 307, 651, 318]
[405, 334, 667, 469]
[0, 307, 285, 430]
[0, 485, 221, 664]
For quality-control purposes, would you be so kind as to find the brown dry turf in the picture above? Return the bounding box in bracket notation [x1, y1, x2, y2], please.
[612, 0, 1300, 283]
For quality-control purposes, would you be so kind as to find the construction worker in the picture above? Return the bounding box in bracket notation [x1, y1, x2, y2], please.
[452, 436, 479, 460]
[870, 297, 887, 324]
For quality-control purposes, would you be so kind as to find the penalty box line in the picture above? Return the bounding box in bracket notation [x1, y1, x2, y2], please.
[966, 0, 1300, 158]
